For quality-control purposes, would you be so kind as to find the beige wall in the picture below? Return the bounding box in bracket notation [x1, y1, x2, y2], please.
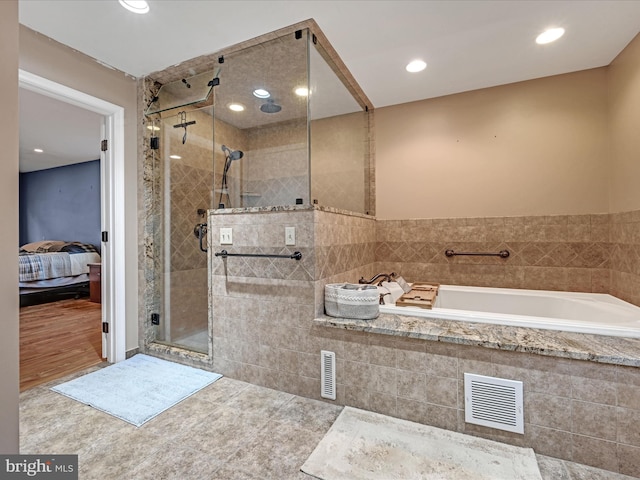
[19, 27, 139, 351]
[0, 0, 20, 453]
[311, 112, 368, 214]
[376, 68, 609, 220]
[609, 33, 640, 213]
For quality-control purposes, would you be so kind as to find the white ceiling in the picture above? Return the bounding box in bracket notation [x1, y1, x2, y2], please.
[19, 89, 102, 173]
[17, 0, 640, 171]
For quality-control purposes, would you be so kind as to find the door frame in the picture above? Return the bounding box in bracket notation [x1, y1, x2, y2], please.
[19, 69, 126, 363]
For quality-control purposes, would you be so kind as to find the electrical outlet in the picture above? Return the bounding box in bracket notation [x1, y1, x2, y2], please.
[220, 227, 233, 245]
[285, 226, 296, 246]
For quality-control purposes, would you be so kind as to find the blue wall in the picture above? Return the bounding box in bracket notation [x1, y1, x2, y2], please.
[19, 160, 101, 251]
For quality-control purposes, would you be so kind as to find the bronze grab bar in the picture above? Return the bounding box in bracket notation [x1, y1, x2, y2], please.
[445, 249, 510, 258]
[215, 249, 302, 260]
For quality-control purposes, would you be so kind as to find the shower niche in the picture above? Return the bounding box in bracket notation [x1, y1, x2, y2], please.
[143, 25, 372, 359]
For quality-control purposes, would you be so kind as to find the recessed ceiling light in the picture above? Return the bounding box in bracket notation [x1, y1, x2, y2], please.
[33, 148, 43, 153]
[253, 89, 270, 99]
[294, 87, 309, 97]
[118, 0, 149, 14]
[536, 27, 565, 45]
[169, 155, 181, 160]
[228, 103, 245, 112]
[406, 60, 427, 73]
[146, 125, 160, 131]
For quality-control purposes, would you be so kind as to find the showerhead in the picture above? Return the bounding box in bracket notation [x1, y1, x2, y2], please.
[260, 99, 282, 114]
[221, 145, 244, 161]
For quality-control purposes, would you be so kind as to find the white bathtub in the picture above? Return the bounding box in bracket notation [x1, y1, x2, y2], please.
[379, 285, 640, 338]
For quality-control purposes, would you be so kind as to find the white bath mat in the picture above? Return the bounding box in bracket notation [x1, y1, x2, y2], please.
[301, 407, 542, 480]
[51, 354, 222, 427]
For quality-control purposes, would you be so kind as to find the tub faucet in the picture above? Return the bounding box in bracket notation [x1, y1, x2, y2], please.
[358, 272, 396, 286]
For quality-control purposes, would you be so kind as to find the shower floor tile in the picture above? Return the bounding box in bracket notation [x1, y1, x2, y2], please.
[173, 330, 208, 352]
[19, 366, 637, 480]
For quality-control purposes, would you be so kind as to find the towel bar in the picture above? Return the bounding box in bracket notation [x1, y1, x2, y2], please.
[445, 249, 510, 258]
[215, 249, 302, 260]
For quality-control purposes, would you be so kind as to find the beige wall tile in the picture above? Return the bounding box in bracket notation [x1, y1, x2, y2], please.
[528, 370, 572, 397]
[571, 377, 617, 405]
[370, 365, 398, 396]
[571, 400, 617, 441]
[571, 435, 618, 472]
[343, 360, 371, 389]
[425, 404, 458, 431]
[397, 349, 427, 372]
[425, 353, 458, 378]
[526, 393, 572, 431]
[396, 397, 428, 424]
[397, 370, 427, 401]
[369, 392, 397, 417]
[368, 344, 397, 368]
[526, 425, 573, 459]
[618, 383, 640, 411]
[617, 408, 640, 447]
[426, 376, 457, 408]
[372, 210, 640, 305]
[617, 443, 640, 478]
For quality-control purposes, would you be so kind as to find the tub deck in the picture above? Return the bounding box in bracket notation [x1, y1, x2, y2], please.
[314, 312, 640, 367]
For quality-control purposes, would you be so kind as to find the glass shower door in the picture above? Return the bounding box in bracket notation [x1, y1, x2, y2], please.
[154, 105, 214, 353]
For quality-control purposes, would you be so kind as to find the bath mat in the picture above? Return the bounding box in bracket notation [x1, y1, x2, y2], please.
[301, 407, 542, 480]
[51, 354, 222, 427]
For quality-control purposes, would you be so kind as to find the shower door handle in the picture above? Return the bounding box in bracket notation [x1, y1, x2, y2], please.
[194, 223, 208, 252]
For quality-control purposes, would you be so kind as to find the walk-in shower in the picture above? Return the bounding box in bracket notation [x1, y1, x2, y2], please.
[142, 25, 372, 360]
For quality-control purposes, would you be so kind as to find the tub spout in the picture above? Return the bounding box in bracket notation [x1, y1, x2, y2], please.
[359, 272, 396, 286]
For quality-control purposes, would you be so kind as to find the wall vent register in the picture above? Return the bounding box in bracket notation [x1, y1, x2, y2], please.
[321, 350, 336, 400]
[464, 373, 524, 434]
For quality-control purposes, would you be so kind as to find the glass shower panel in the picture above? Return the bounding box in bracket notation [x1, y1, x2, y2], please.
[309, 41, 369, 214]
[212, 31, 309, 208]
[153, 105, 214, 353]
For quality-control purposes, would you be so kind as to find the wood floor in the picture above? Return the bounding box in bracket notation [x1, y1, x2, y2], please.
[20, 298, 103, 391]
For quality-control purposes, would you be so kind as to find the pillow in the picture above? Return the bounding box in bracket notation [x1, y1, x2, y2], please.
[60, 242, 98, 254]
[20, 240, 66, 253]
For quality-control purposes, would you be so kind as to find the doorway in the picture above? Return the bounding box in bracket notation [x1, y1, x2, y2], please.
[18, 70, 126, 367]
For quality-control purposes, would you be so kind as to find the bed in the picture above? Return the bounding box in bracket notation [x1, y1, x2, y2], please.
[19, 240, 101, 307]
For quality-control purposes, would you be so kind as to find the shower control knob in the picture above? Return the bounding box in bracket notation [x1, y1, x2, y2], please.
[193, 223, 207, 239]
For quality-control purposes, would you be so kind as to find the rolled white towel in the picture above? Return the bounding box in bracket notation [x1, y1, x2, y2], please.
[380, 281, 405, 304]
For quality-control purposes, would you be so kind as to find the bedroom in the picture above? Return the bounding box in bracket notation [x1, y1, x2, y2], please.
[18, 87, 105, 390]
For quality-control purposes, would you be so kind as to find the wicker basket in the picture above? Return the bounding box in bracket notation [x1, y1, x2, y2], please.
[324, 283, 380, 320]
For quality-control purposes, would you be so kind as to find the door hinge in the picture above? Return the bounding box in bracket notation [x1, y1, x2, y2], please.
[151, 313, 160, 325]
[101, 231, 108, 242]
[101, 139, 108, 152]
[102, 322, 109, 333]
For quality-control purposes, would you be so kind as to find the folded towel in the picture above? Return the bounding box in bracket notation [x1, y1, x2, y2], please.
[395, 276, 412, 294]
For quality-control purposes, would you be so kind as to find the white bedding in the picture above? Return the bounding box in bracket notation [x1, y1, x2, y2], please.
[19, 273, 90, 290]
[69, 252, 101, 276]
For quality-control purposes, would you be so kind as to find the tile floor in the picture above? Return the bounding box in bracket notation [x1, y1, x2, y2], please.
[19, 364, 639, 479]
